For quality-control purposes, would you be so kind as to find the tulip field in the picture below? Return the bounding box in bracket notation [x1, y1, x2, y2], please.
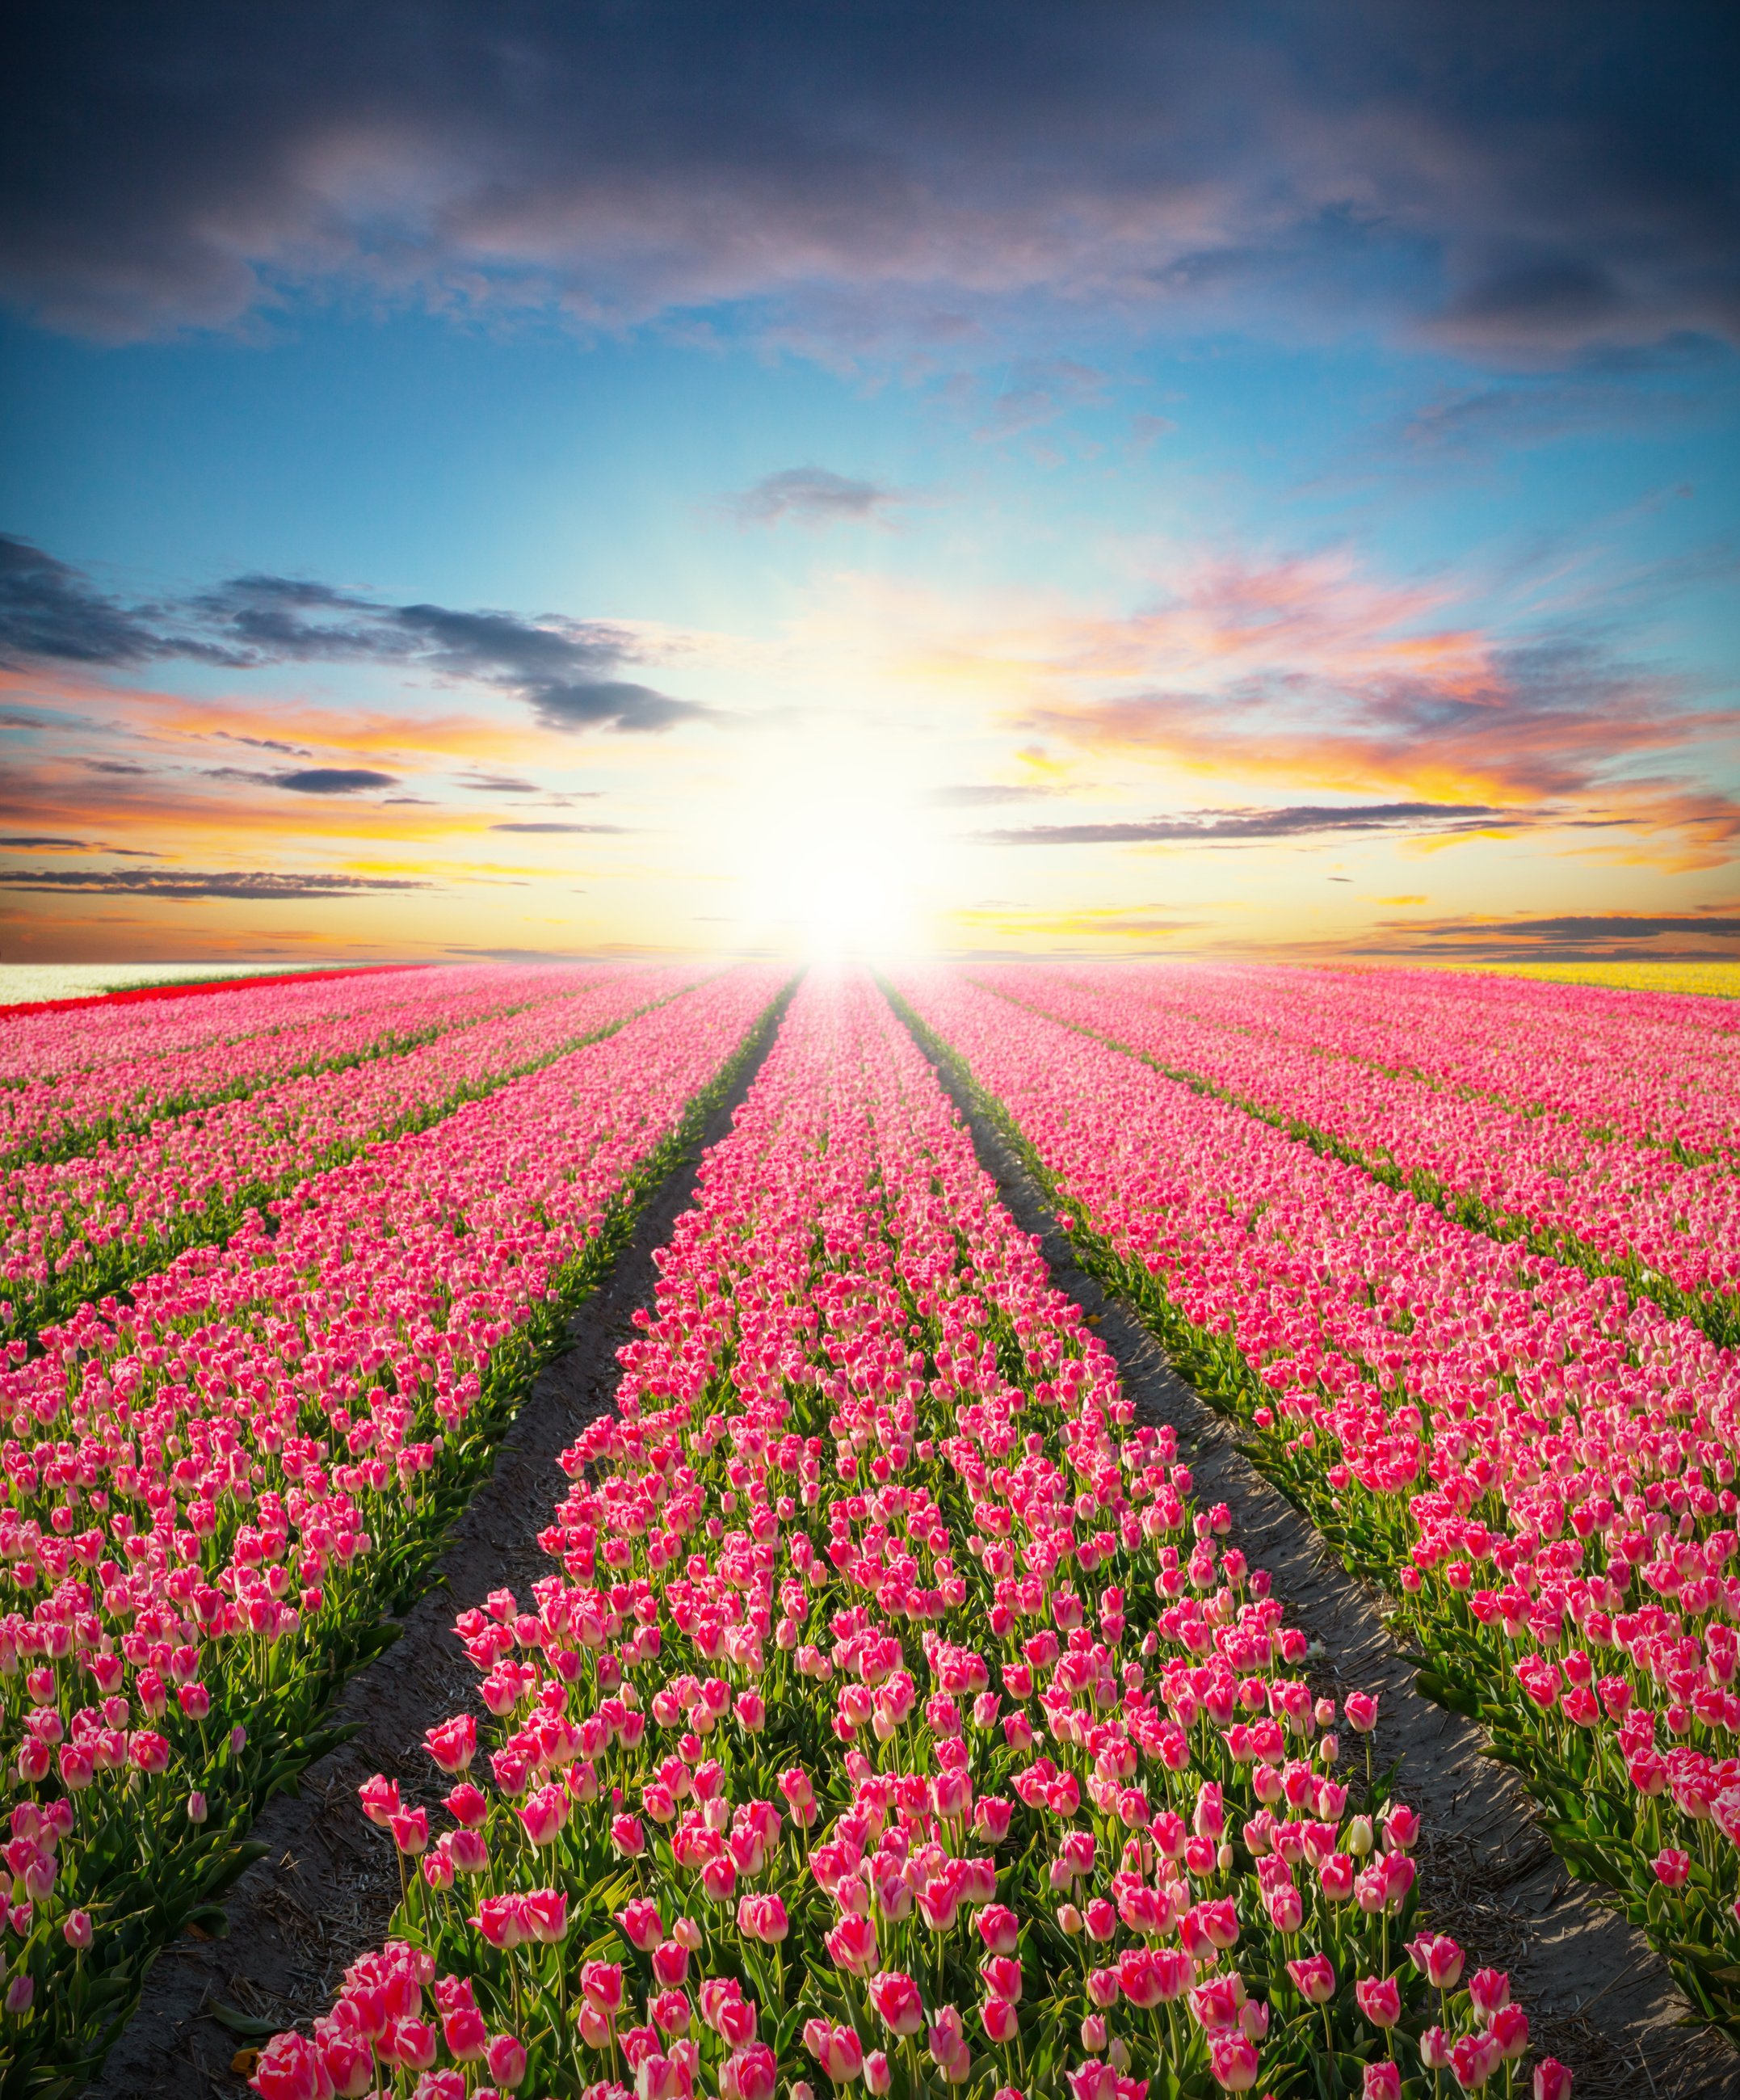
[893, 966, 1740, 2048]
[0, 961, 784, 2093]
[3, 961, 1729, 2098]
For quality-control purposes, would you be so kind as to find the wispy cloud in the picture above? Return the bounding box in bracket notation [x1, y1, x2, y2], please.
[981, 801, 1511, 845]
[725, 468, 910, 529]
[0, 832, 158, 856]
[976, 360, 1105, 440]
[974, 549, 1740, 865]
[489, 821, 629, 835]
[0, 869, 431, 899]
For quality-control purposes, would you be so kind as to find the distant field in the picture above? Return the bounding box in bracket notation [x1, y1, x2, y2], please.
[0, 960, 335, 1006]
[1453, 957, 1740, 998]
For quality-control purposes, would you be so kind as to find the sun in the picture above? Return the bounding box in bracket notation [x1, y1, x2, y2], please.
[713, 717, 935, 961]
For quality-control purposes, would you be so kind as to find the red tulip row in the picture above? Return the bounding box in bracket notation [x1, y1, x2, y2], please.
[0, 966, 784, 2092]
[968, 965, 1740, 1345]
[893, 967, 1740, 2043]
[251, 974, 1561, 2100]
[1, 966, 694, 1343]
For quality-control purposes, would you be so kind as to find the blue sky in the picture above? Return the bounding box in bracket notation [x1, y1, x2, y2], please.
[1, 2, 1736, 965]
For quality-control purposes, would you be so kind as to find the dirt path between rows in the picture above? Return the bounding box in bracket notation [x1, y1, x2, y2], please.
[86, 997, 791, 2100]
[909, 1025, 1738, 2100]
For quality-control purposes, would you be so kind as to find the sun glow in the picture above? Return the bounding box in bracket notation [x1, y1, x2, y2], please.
[716, 717, 936, 962]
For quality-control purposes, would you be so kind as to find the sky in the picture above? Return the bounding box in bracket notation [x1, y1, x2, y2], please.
[1, 1, 1737, 967]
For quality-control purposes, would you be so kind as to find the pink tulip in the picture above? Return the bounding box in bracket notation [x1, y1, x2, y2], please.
[1286, 1954, 1335, 2005]
[868, 1972, 924, 2037]
[1354, 1976, 1400, 2029]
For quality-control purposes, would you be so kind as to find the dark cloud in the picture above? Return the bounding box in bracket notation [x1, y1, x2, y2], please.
[83, 758, 151, 776]
[489, 820, 628, 833]
[0, 532, 163, 666]
[1415, 913, 1740, 941]
[0, 533, 707, 734]
[0, 834, 86, 849]
[981, 801, 1508, 845]
[2, 4, 1734, 364]
[191, 577, 708, 731]
[214, 728, 315, 756]
[0, 869, 430, 899]
[276, 767, 397, 794]
[726, 469, 907, 528]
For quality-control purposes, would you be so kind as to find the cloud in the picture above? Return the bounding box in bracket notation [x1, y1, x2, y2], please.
[276, 767, 397, 794]
[927, 783, 1057, 807]
[458, 772, 540, 793]
[489, 821, 628, 834]
[201, 763, 398, 792]
[213, 728, 315, 756]
[1395, 376, 1708, 456]
[976, 360, 1106, 440]
[0, 869, 431, 899]
[996, 549, 1740, 864]
[1355, 907, 1740, 960]
[0, 532, 171, 667]
[0, 832, 159, 857]
[0, 534, 708, 735]
[1414, 912, 1740, 942]
[3, 5, 1733, 364]
[981, 800, 1508, 845]
[725, 468, 908, 528]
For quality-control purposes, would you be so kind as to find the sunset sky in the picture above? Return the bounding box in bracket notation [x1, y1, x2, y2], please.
[2, 2, 1737, 966]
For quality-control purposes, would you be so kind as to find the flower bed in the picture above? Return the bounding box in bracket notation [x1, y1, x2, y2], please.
[0, 964, 578, 1168]
[1, 966, 694, 1343]
[0, 966, 784, 2092]
[971, 966, 1740, 1345]
[1010, 964, 1740, 1162]
[250, 976, 1559, 2100]
[895, 968, 1740, 2045]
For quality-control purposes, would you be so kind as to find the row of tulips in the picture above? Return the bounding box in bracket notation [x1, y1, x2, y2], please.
[1, 966, 694, 1345]
[0, 966, 784, 2095]
[252, 974, 1563, 2100]
[892, 970, 1740, 2043]
[0, 966, 499, 1170]
[972, 966, 1740, 1346]
[1070, 964, 1740, 1164]
[0, 966, 439, 1096]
